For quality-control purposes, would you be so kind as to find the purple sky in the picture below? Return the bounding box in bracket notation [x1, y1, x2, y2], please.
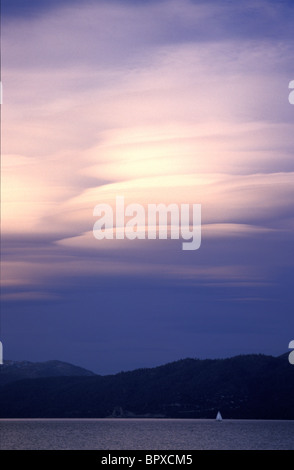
[1, 0, 294, 374]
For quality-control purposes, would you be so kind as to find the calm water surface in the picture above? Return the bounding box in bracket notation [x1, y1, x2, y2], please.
[1, 419, 294, 450]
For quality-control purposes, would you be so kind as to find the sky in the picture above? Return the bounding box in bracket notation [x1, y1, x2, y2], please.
[1, 0, 294, 374]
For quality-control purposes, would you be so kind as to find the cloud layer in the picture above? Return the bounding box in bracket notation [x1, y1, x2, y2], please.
[1, 0, 294, 372]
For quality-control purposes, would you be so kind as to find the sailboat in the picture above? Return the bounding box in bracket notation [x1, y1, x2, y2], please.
[216, 411, 222, 421]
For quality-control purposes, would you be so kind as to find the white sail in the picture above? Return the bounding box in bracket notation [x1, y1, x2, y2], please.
[216, 411, 222, 421]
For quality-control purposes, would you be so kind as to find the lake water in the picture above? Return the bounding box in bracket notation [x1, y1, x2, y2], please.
[0, 418, 294, 450]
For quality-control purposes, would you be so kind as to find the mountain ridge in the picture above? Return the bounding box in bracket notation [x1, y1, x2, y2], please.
[0, 353, 293, 419]
[0, 359, 96, 387]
